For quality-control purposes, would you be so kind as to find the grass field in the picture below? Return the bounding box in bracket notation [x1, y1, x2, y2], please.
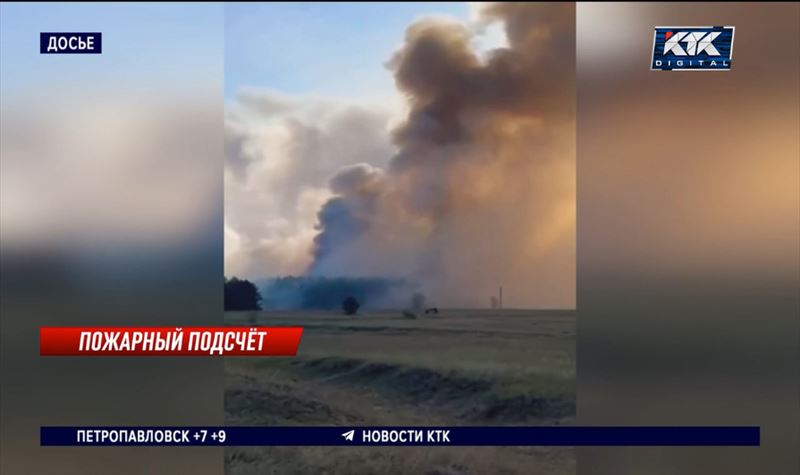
[225, 309, 575, 475]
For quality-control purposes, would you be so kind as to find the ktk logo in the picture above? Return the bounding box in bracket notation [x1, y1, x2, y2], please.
[663, 30, 721, 56]
[651, 26, 734, 71]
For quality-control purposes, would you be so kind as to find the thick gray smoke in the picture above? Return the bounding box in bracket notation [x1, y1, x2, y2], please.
[224, 92, 395, 279]
[308, 3, 576, 308]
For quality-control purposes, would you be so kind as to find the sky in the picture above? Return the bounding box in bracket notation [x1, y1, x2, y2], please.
[223, 3, 576, 308]
[0, 2, 575, 308]
[224, 2, 471, 100]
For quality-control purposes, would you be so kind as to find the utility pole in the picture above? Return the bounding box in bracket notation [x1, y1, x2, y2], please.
[499, 286, 503, 310]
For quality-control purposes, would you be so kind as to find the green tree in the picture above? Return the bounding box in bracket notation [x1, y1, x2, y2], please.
[224, 277, 263, 311]
[341, 296, 360, 315]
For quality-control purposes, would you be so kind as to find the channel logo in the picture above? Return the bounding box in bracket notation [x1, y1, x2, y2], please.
[651, 26, 735, 71]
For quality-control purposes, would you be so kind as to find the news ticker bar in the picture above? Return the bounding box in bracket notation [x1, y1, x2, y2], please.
[41, 426, 760, 447]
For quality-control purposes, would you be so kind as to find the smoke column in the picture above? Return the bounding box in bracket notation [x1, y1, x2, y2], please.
[309, 3, 575, 308]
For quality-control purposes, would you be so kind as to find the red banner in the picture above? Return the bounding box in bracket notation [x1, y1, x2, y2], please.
[40, 326, 303, 356]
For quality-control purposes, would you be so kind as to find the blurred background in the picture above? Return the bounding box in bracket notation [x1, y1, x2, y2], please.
[1, 3, 223, 474]
[576, 2, 799, 474]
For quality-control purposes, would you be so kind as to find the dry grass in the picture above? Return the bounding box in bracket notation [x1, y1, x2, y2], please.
[225, 309, 575, 475]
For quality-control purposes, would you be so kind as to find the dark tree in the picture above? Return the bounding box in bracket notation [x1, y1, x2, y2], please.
[261, 276, 409, 311]
[341, 296, 360, 315]
[224, 277, 263, 311]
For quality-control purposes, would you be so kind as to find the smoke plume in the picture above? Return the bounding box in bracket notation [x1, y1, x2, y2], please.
[308, 3, 575, 308]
